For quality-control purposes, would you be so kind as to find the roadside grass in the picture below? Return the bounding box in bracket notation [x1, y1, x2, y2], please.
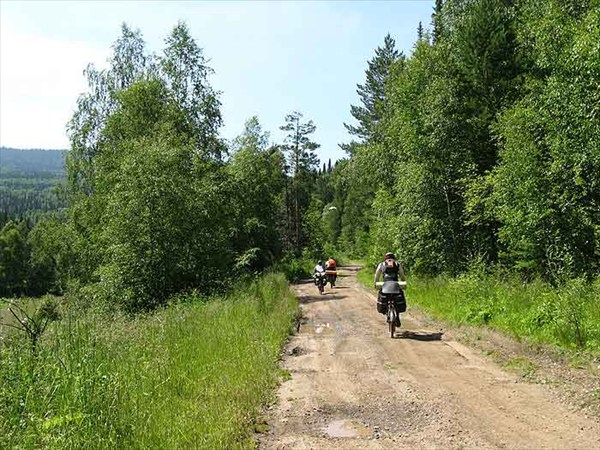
[0, 272, 297, 449]
[504, 356, 538, 380]
[356, 265, 374, 289]
[357, 266, 600, 356]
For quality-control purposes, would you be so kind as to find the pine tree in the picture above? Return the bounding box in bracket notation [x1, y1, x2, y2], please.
[417, 21, 424, 41]
[343, 34, 402, 145]
[280, 111, 320, 252]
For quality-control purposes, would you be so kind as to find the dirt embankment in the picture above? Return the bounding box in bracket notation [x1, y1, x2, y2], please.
[259, 265, 600, 449]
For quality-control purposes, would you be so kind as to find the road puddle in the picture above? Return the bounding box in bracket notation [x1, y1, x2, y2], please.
[301, 322, 335, 335]
[323, 419, 371, 438]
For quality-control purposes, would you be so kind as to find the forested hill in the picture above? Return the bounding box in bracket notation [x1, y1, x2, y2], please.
[0, 147, 66, 176]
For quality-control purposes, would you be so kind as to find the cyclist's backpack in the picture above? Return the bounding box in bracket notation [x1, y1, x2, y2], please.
[383, 259, 400, 281]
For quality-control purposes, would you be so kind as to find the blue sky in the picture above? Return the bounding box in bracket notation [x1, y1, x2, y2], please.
[1, 0, 434, 163]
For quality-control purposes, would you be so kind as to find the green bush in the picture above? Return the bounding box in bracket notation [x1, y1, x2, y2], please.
[279, 251, 316, 283]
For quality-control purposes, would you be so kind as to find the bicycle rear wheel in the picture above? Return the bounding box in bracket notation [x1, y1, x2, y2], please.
[388, 306, 396, 338]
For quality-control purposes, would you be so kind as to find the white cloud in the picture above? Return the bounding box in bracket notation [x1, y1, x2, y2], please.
[0, 24, 108, 148]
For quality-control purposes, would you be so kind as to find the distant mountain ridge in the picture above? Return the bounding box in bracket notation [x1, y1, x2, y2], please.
[0, 147, 67, 176]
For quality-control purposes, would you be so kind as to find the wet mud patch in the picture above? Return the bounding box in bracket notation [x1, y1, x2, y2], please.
[316, 398, 437, 440]
[322, 419, 371, 438]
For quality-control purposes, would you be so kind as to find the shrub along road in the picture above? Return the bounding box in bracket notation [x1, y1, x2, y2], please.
[259, 265, 600, 449]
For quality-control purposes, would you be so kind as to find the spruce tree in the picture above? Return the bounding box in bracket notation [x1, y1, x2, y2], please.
[432, 0, 443, 44]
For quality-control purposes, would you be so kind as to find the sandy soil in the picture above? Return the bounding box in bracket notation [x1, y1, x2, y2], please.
[258, 265, 600, 449]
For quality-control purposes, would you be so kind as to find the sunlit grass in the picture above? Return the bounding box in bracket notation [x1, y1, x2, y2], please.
[358, 266, 600, 355]
[0, 273, 297, 449]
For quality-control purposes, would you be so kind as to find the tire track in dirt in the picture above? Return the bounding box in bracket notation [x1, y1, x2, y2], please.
[259, 265, 600, 449]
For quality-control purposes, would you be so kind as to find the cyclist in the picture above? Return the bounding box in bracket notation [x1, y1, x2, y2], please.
[326, 257, 336, 271]
[314, 260, 325, 274]
[325, 256, 337, 286]
[374, 252, 406, 326]
[313, 260, 326, 291]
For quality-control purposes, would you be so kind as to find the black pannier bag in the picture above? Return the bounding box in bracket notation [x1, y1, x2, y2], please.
[396, 293, 407, 312]
[377, 295, 388, 314]
[377, 292, 407, 314]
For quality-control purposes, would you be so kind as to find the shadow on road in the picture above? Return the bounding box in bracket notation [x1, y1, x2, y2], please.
[397, 330, 444, 341]
[295, 273, 352, 304]
[300, 290, 349, 304]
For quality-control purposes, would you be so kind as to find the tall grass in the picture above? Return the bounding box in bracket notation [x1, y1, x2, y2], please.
[0, 272, 297, 449]
[358, 267, 600, 354]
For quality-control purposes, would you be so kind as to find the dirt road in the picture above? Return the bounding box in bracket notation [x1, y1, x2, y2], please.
[259, 265, 600, 449]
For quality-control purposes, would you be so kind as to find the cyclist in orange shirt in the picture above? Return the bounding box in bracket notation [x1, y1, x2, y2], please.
[325, 257, 337, 288]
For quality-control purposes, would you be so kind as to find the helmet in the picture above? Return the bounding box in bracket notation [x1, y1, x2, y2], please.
[384, 252, 395, 260]
[318, 260, 323, 265]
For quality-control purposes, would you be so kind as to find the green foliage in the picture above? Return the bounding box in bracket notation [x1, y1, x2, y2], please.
[228, 117, 286, 271]
[0, 221, 30, 296]
[27, 216, 81, 293]
[356, 262, 376, 287]
[335, 156, 373, 257]
[160, 21, 224, 158]
[0, 273, 297, 449]
[321, 202, 341, 246]
[303, 195, 326, 257]
[336, 0, 599, 282]
[0, 216, 78, 297]
[5, 23, 326, 310]
[0, 172, 66, 227]
[92, 136, 228, 311]
[62, 24, 240, 310]
[280, 111, 320, 254]
[280, 111, 320, 177]
[490, 1, 600, 277]
[337, 34, 403, 255]
[279, 253, 313, 283]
